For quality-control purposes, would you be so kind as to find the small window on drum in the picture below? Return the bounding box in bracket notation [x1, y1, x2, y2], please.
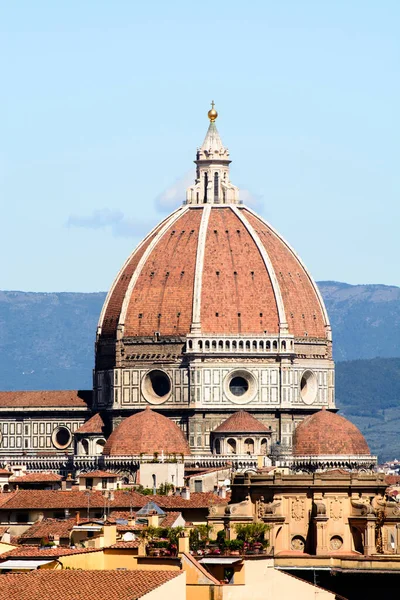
[143, 369, 172, 404]
[52, 426, 72, 449]
[229, 376, 249, 397]
[148, 370, 170, 397]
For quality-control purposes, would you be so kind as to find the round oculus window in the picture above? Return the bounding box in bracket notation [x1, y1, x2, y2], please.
[224, 370, 256, 404]
[143, 369, 172, 405]
[229, 376, 249, 397]
[300, 370, 318, 405]
[52, 426, 72, 449]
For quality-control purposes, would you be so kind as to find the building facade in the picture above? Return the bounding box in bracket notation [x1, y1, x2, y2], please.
[0, 105, 346, 474]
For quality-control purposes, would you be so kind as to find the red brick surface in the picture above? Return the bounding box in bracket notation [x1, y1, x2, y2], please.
[75, 413, 104, 434]
[102, 407, 191, 456]
[214, 411, 269, 433]
[124, 209, 201, 337]
[0, 390, 91, 408]
[244, 209, 327, 338]
[201, 207, 279, 334]
[293, 410, 371, 456]
[98, 204, 329, 341]
[101, 222, 164, 337]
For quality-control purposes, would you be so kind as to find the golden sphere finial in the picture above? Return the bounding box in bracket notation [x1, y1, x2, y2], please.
[208, 100, 218, 122]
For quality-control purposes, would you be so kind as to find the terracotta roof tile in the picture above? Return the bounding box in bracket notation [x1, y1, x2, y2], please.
[148, 492, 229, 509]
[11, 473, 63, 483]
[0, 390, 92, 408]
[103, 408, 190, 456]
[75, 413, 104, 434]
[214, 411, 269, 433]
[0, 569, 182, 600]
[293, 410, 371, 456]
[0, 492, 17, 507]
[19, 518, 76, 541]
[0, 489, 227, 513]
[108, 540, 140, 549]
[79, 471, 118, 478]
[1, 545, 102, 558]
[160, 511, 182, 527]
[0, 489, 147, 511]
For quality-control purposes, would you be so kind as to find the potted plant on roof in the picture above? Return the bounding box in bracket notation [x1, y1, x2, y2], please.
[227, 539, 244, 556]
[235, 523, 269, 554]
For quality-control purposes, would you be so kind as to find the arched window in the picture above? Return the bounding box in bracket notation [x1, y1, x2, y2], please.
[214, 439, 221, 455]
[218, 340, 224, 349]
[198, 340, 203, 350]
[205, 340, 210, 350]
[214, 172, 219, 202]
[281, 341, 286, 350]
[260, 438, 268, 455]
[232, 341, 237, 350]
[244, 438, 254, 454]
[273, 341, 278, 350]
[259, 341, 264, 350]
[204, 173, 208, 202]
[95, 439, 105, 455]
[81, 439, 89, 456]
[266, 341, 271, 350]
[226, 340, 230, 350]
[212, 340, 217, 349]
[246, 341, 251, 350]
[152, 474, 157, 489]
[239, 341, 244, 350]
[227, 438, 237, 454]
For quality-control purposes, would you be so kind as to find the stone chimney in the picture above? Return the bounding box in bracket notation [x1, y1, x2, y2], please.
[75, 511, 80, 525]
[181, 487, 190, 500]
[178, 532, 190, 555]
[218, 486, 227, 499]
[62, 475, 73, 491]
[102, 524, 117, 547]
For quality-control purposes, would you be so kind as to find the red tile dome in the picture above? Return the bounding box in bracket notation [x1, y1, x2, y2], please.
[292, 410, 371, 456]
[214, 411, 269, 433]
[97, 205, 330, 341]
[102, 407, 191, 456]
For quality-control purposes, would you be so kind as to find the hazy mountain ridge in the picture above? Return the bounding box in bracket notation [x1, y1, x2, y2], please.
[0, 282, 399, 460]
[318, 281, 400, 361]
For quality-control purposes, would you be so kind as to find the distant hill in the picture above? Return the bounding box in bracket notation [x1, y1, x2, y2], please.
[0, 282, 400, 460]
[335, 357, 400, 461]
[318, 281, 400, 361]
[0, 290, 105, 391]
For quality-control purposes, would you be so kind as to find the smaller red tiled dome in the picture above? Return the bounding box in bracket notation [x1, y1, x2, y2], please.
[293, 410, 370, 456]
[214, 411, 269, 433]
[103, 408, 190, 456]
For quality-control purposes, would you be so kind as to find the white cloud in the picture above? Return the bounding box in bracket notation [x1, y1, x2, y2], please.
[154, 170, 195, 212]
[66, 209, 153, 238]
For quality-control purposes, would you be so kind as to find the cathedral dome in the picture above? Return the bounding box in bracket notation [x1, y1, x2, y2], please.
[97, 203, 329, 341]
[214, 411, 269, 433]
[102, 407, 191, 456]
[292, 410, 371, 456]
[97, 106, 330, 346]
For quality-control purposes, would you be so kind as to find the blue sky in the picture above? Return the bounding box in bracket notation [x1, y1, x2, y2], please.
[1, 1, 399, 292]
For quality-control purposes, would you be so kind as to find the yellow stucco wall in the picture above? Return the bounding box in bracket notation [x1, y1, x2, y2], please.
[217, 558, 336, 600]
[0, 542, 17, 555]
[141, 572, 186, 600]
[59, 550, 105, 570]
